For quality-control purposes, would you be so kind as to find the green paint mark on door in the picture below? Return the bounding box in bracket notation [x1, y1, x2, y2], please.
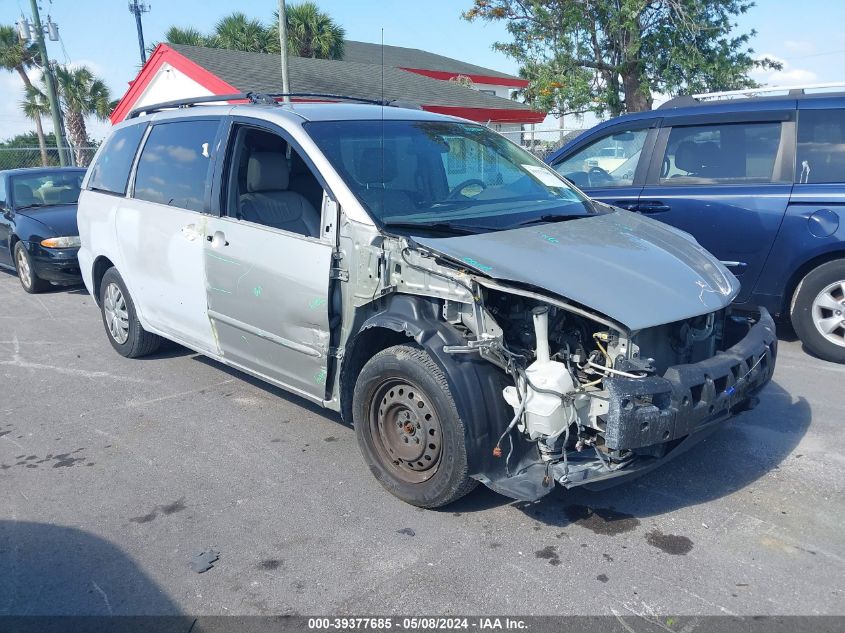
[253, 285, 263, 297]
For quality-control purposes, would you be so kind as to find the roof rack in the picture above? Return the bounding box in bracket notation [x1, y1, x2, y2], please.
[126, 92, 411, 119]
[659, 82, 845, 109]
[694, 82, 845, 100]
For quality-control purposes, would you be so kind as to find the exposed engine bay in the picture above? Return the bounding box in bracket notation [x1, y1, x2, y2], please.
[425, 267, 775, 496]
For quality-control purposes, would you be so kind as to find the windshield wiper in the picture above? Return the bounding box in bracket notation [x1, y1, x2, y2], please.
[15, 203, 47, 211]
[509, 213, 585, 228]
[382, 221, 484, 236]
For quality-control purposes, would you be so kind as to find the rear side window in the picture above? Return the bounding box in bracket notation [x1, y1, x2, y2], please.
[133, 120, 218, 212]
[659, 122, 785, 185]
[797, 109, 845, 184]
[87, 124, 146, 195]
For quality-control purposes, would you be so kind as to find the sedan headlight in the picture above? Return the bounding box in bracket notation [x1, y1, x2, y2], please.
[40, 236, 81, 248]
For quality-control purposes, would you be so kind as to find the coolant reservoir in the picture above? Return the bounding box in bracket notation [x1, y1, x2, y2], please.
[502, 306, 576, 440]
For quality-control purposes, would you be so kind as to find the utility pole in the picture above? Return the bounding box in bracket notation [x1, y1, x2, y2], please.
[278, 0, 290, 102]
[128, 1, 150, 65]
[27, 0, 68, 167]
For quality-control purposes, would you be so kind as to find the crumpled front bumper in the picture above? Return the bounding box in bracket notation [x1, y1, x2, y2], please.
[479, 309, 777, 501]
[558, 307, 777, 489]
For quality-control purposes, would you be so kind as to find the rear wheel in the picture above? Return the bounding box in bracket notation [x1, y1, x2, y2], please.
[791, 260, 845, 363]
[99, 267, 162, 358]
[352, 345, 477, 508]
[14, 242, 50, 294]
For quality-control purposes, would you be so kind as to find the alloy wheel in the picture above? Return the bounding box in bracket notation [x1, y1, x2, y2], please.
[15, 248, 32, 290]
[811, 280, 845, 349]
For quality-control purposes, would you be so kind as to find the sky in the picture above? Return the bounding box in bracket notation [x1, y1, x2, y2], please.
[2, 0, 845, 143]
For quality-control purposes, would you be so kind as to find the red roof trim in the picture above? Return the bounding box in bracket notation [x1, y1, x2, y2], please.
[422, 105, 545, 125]
[110, 44, 238, 124]
[400, 67, 529, 88]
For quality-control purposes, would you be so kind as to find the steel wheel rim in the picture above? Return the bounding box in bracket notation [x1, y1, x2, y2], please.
[811, 280, 845, 348]
[369, 378, 443, 484]
[103, 282, 130, 345]
[15, 248, 31, 289]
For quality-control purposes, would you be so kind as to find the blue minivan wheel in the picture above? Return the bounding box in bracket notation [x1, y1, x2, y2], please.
[791, 260, 845, 364]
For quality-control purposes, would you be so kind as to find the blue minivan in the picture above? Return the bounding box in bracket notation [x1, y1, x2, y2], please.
[547, 89, 845, 363]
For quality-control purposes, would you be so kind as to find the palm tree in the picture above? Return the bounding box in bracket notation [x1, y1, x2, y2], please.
[163, 4, 345, 60]
[163, 26, 212, 47]
[0, 25, 49, 166]
[48, 65, 111, 166]
[271, 2, 345, 59]
[213, 12, 273, 52]
[20, 84, 56, 164]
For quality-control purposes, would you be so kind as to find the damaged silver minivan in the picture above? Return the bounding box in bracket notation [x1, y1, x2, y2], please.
[77, 95, 777, 507]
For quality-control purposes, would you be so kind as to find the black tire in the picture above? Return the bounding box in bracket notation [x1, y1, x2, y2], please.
[352, 344, 477, 508]
[791, 259, 845, 364]
[99, 267, 162, 358]
[13, 241, 50, 294]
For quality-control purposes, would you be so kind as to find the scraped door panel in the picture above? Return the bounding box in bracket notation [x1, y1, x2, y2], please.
[204, 218, 332, 400]
[114, 200, 216, 353]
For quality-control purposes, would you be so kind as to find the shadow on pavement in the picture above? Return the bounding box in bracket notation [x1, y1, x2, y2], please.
[0, 521, 179, 616]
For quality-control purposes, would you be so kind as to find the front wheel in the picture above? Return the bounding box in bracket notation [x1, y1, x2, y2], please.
[352, 345, 477, 508]
[791, 259, 845, 363]
[14, 242, 50, 294]
[99, 268, 162, 358]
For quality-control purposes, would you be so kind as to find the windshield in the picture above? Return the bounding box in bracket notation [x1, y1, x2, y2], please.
[10, 171, 84, 209]
[307, 120, 596, 234]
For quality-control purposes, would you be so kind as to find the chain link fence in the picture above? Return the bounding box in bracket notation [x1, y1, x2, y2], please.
[0, 147, 98, 171]
[497, 128, 587, 162]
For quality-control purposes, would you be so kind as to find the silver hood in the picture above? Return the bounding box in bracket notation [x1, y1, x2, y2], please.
[412, 209, 739, 331]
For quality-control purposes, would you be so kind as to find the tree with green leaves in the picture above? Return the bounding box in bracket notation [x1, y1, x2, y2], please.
[163, 26, 212, 48]
[463, 0, 781, 117]
[162, 3, 344, 60]
[47, 65, 111, 166]
[0, 24, 50, 166]
[270, 2, 345, 59]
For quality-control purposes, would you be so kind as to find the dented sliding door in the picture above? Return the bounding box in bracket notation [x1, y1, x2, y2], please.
[203, 218, 333, 401]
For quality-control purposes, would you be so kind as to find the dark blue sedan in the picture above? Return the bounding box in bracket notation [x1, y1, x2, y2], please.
[0, 167, 86, 293]
[546, 89, 845, 363]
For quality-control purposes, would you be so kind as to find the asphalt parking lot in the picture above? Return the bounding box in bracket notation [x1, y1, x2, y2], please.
[0, 269, 843, 617]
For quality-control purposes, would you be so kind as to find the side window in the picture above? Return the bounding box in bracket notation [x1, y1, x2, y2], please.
[797, 109, 845, 184]
[223, 125, 324, 238]
[0, 178, 6, 208]
[552, 128, 648, 188]
[87, 124, 146, 195]
[659, 122, 784, 185]
[133, 120, 218, 212]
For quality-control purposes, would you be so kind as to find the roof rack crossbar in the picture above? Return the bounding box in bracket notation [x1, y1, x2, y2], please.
[127, 92, 274, 119]
[126, 91, 412, 119]
[265, 92, 386, 105]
